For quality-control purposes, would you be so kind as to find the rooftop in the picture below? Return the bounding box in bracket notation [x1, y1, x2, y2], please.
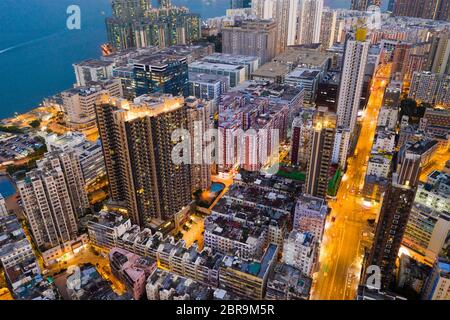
[188, 72, 229, 84]
[221, 244, 278, 278]
[252, 62, 290, 78]
[224, 183, 296, 214]
[296, 194, 328, 213]
[147, 269, 215, 300]
[133, 53, 187, 68]
[407, 139, 438, 155]
[205, 213, 266, 246]
[232, 80, 304, 103]
[67, 263, 119, 300]
[202, 53, 260, 65]
[267, 263, 312, 299]
[0, 216, 32, 259]
[189, 60, 245, 71]
[286, 68, 322, 80]
[74, 59, 113, 68]
[88, 210, 130, 229]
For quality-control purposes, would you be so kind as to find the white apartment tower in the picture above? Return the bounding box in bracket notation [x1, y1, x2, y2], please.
[251, 0, 299, 59]
[272, 0, 298, 54]
[333, 30, 369, 169]
[18, 151, 89, 251]
[296, 0, 324, 45]
[252, 0, 274, 19]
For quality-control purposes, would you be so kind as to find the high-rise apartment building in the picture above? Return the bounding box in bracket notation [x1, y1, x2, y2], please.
[350, 0, 369, 11]
[436, 75, 450, 108]
[319, 7, 337, 49]
[95, 93, 194, 226]
[387, 0, 396, 12]
[392, 42, 412, 81]
[296, 0, 324, 45]
[422, 252, 450, 300]
[408, 72, 442, 105]
[366, 154, 421, 289]
[17, 150, 89, 264]
[45, 132, 107, 191]
[252, 0, 275, 19]
[157, 0, 171, 8]
[273, 0, 298, 54]
[230, 0, 252, 9]
[290, 109, 315, 169]
[185, 97, 212, 193]
[222, 19, 277, 64]
[436, 0, 450, 21]
[427, 32, 450, 75]
[333, 31, 369, 169]
[111, 0, 152, 20]
[393, 0, 450, 21]
[106, 5, 201, 51]
[306, 108, 336, 199]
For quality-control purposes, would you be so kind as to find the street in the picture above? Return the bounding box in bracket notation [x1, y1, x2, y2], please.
[311, 64, 391, 300]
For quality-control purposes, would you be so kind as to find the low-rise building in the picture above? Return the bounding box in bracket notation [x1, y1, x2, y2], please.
[206, 192, 290, 259]
[188, 72, 230, 112]
[403, 171, 450, 265]
[285, 68, 322, 104]
[66, 264, 120, 300]
[73, 59, 114, 86]
[377, 106, 398, 130]
[293, 194, 328, 241]
[87, 211, 132, 249]
[109, 247, 156, 300]
[282, 231, 317, 276]
[265, 263, 312, 300]
[146, 269, 218, 300]
[367, 154, 393, 179]
[373, 130, 396, 153]
[61, 79, 122, 129]
[189, 60, 247, 87]
[218, 244, 278, 300]
[0, 216, 35, 270]
[422, 251, 450, 300]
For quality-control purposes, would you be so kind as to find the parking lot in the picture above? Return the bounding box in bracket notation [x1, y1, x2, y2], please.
[0, 132, 44, 164]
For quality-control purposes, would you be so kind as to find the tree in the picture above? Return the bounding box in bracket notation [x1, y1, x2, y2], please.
[399, 98, 417, 119]
[28, 120, 41, 128]
[0, 125, 24, 134]
[417, 103, 431, 118]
